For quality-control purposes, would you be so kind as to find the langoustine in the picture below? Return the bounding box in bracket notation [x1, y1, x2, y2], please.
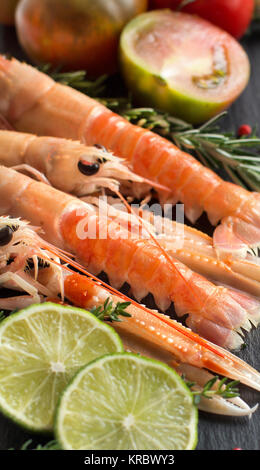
[1, 165, 260, 351]
[0, 215, 259, 417]
[0, 128, 259, 300]
[0, 56, 259, 256]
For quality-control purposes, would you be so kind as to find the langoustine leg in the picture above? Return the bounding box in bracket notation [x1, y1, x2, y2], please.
[0, 165, 260, 350]
[0, 56, 260, 255]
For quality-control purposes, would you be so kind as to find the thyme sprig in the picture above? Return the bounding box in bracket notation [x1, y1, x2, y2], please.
[50, 68, 260, 191]
[185, 376, 240, 406]
[91, 298, 131, 322]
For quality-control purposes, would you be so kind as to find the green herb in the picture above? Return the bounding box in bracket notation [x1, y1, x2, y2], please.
[91, 298, 131, 322]
[172, 113, 260, 191]
[50, 69, 260, 191]
[185, 376, 240, 406]
[10, 439, 60, 450]
[39, 64, 108, 98]
[0, 311, 5, 323]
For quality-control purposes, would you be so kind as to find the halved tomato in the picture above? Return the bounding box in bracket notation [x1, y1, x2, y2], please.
[120, 10, 250, 123]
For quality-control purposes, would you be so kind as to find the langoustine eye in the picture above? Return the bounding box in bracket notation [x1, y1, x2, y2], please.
[94, 143, 108, 152]
[0, 226, 14, 246]
[78, 160, 100, 176]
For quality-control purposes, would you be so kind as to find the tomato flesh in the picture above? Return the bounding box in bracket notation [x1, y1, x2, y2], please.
[15, 0, 148, 76]
[120, 11, 250, 123]
[149, 0, 254, 38]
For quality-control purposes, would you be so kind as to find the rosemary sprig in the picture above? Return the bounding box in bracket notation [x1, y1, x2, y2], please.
[10, 439, 60, 450]
[91, 298, 131, 322]
[172, 113, 260, 191]
[39, 64, 109, 98]
[185, 376, 240, 406]
[50, 68, 260, 191]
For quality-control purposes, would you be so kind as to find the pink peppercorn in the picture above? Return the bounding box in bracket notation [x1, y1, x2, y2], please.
[238, 124, 252, 137]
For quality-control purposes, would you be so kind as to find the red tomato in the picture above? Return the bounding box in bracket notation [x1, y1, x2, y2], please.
[15, 0, 148, 77]
[149, 0, 254, 38]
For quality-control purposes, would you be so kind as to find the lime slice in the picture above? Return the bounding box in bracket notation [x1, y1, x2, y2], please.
[0, 303, 123, 432]
[56, 353, 198, 450]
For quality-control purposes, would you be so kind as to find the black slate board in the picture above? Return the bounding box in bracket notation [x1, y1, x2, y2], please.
[0, 25, 260, 451]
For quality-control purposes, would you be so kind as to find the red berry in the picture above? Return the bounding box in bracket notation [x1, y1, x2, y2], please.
[238, 124, 252, 137]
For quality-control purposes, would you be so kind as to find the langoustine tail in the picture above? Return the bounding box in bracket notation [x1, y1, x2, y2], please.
[183, 280, 260, 350]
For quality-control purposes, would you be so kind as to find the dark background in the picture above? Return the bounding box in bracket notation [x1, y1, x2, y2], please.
[0, 25, 260, 451]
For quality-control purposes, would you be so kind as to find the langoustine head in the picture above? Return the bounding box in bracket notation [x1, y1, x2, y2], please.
[0, 216, 64, 309]
[0, 128, 150, 199]
[71, 143, 148, 197]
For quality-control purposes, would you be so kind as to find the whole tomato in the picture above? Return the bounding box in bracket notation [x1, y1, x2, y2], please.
[15, 0, 148, 76]
[0, 0, 20, 25]
[149, 0, 254, 38]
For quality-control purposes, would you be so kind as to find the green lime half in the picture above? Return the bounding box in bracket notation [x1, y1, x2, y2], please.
[55, 353, 198, 450]
[0, 303, 123, 432]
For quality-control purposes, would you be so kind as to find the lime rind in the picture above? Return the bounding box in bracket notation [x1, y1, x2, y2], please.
[55, 352, 198, 450]
[0, 303, 123, 432]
